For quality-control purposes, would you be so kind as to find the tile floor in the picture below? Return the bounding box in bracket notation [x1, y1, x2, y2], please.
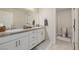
[33, 38, 73, 50]
[49, 39, 73, 50]
[33, 39, 50, 50]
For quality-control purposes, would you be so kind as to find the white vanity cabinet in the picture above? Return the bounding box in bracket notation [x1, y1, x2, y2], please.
[0, 32, 28, 50]
[37, 28, 45, 43]
[18, 33, 29, 50]
[28, 30, 37, 49]
[0, 39, 18, 50]
[29, 28, 45, 49]
[0, 27, 45, 50]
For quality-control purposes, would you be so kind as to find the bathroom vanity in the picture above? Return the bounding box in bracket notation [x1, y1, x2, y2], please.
[0, 27, 45, 50]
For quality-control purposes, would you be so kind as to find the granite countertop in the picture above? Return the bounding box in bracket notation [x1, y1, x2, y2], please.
[0, 27, 45, 37]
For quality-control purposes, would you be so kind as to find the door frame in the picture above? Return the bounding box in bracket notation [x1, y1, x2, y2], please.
[56, 8, 76, 50]
[72, 8, 75, 50]
[73, 8, 79, 50]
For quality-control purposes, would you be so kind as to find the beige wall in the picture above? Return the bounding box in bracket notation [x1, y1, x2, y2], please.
[13, 10, 28, 28]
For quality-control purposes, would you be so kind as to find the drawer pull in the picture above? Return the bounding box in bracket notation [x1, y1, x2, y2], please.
[19, 40, 20, 45]
[16, 41, 18, 47]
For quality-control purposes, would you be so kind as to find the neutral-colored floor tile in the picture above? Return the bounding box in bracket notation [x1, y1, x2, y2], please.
[49, 39, 73, 50]
[33, 37, 73, 50]
[33, 39, 50, 50]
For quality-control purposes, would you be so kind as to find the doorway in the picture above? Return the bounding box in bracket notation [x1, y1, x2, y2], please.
[55, 8, 74, 50]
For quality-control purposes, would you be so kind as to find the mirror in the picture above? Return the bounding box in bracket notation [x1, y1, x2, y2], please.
[0, 10, 13, 29]
[0, 8, 35, 29]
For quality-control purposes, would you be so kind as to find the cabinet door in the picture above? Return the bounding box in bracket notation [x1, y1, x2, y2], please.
[28, 31, 37, 49]
[41, 28, 45, 41]
[0, 40, 18, 50]
[37, 28, 45, 43]
[18, 37, 28, 50]
[28, 28, 45, 49]
[14, 32, 29, 50]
